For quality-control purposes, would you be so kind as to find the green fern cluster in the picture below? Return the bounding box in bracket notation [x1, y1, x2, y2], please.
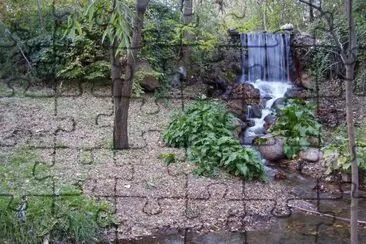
[269, 99, 322, 159]
[163, 100, 266, 180]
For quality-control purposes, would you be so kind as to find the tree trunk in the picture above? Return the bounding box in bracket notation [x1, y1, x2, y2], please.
[344, 0, 358, 243]
[345, 63, 359, 244]
[113, 0, 150, 149]
[182, 0, 193, 77]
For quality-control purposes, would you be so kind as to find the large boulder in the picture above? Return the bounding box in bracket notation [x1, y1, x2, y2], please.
[202, 46, 242, 96]
[226, 83, 260, 118]
[232, 118, 247, 139]
[290, 32, 317, 82]
[255, 135, 286, 162]
[230, 83, 260, 101]
[135, 61, 160, 92]
[284, 86, 308, 99]
[248, 104, 262, 118]
[263, 114, 276, 131]
[271, 98, 286, 111]
[299, 147, 323, 162]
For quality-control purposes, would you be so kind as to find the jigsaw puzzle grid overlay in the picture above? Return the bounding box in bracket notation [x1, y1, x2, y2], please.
[0, 1, 365, 243]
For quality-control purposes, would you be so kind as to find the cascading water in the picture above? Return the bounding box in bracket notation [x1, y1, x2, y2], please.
[240, 33, 292, 144]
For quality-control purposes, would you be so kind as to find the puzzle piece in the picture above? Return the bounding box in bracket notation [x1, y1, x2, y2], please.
[2, 0, 366, 243]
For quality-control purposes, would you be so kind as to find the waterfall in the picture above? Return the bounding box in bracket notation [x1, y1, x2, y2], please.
[240, 32, 292, 144]
[241, 33, 290, 82]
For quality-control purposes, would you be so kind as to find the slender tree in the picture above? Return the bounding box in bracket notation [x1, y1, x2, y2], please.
[181, 0, 192, 77]
[74, 0, 150, 149]
[344, 1, 359, 242]
[299, 1, 359, 242]
[113, 0, 150, 149]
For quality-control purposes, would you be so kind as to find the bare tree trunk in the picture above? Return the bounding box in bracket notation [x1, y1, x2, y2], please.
[345, 63, 359, 244]
[113, 0, 150, 149]
[344, 0, 359, 243]
[298, 1, 359, 241]
[182, 0, 193, 77]
[111, 46, 125, 148]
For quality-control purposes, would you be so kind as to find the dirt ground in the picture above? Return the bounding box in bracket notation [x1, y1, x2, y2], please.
[0, 80, 353, 240]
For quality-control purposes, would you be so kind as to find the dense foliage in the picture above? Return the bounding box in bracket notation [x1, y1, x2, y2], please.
[269, 99, 322, 159]
[0, 148, 115, 242]
[323, 122, 366, 175]
[163, 100, 266, 180]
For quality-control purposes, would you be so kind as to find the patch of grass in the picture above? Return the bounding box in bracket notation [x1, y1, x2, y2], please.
[0, 147, 115, 243]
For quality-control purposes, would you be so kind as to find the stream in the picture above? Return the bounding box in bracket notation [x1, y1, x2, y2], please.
[120, 173, 366, 243]
[120, 32, 366, 243]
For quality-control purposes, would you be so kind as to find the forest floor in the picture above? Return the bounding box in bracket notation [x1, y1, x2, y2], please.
[0, 80, 363, 240]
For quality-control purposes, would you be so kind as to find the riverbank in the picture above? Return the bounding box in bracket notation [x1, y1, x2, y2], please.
[0, 81, 365, 241]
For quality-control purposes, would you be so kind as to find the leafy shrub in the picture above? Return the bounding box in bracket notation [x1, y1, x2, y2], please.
[163, 100, 266, 180]
[0, 148, 115, 243]
[269, 99, 322, 159]
[323, 123, 366, 175]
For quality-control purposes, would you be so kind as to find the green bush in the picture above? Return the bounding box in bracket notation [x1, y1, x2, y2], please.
[0, 148, 115, 243]
[323, 123, 366, 175]
[269, 99, 322, 159]
[163, 100, 266, 180]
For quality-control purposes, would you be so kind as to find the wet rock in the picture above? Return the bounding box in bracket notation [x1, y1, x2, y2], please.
[255, 135, 285, 162]
[299, 148, 323, 162]
[284, 86, 308, 99]
[263, 114, 276, 131]
[226, 83, 260, 118]
[227, 99, 245, 117]
[232, 119, 246, 138]
[246, 120, 255, 127]
[230, 83, 260, 101]
[291, 32, 317, 82]
[249, 104, 262, 118]
[272, 98, 286, 111]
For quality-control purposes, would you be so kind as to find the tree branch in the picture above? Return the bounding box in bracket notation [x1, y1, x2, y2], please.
[288, 204, 366, 225]
[299, 0, 345, 59]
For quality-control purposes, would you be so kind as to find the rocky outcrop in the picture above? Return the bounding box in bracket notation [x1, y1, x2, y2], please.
[232, 118, 247, 139]
[225, 83, 260, 118]
[202, 43, 243, 96]
[290, 32, 317, 82]
[135, 61, 160, 92]
[299, 147, 323, 162]
[284, 86, 309, 99]
[255, 135, 285, 162]
[263, 114, 276, 131]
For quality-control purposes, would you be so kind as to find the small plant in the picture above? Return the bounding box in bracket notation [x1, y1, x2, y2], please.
[163, 100, 266, 180]
[269, 99, 322, 159]
[0, 148, 115, 243]
[323, 124, 366, 175]
[159, 153, 176, 165]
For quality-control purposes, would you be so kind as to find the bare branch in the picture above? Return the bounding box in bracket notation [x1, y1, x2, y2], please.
[299, 0, 345, 58]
